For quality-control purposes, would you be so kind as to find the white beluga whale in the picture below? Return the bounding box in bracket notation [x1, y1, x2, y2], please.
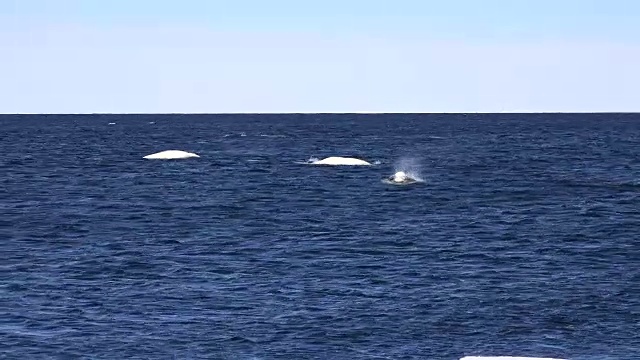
[310, 156, 372, 166]
[383, 171, 419, 185]
[393, 171, 409, 182]
[143, 150, 200, 160]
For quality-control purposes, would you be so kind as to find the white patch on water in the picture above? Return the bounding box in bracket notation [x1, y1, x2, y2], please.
[223, 132, 249, 138]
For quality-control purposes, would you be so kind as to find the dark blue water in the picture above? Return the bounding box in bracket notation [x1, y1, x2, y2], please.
[2, 114, 639, 360]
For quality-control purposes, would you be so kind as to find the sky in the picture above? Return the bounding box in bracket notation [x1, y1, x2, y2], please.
[1, 0, 639, 113]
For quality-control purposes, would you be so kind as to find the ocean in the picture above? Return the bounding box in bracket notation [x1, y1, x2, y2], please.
[1, 113, 639, 359]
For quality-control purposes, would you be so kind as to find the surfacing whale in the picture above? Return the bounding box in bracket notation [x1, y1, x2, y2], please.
[311, 156, 372, 166]
[383, 171, 418, 185]
[143, 150, 200, 160]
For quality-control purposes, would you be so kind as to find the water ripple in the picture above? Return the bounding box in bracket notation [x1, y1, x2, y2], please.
[1, 113, 639, 359]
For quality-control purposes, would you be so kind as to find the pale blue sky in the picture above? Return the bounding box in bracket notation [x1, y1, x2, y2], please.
[1, 0, 639, 113]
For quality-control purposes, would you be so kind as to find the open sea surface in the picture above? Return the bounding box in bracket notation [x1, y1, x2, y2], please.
[1, 113, 639, 359]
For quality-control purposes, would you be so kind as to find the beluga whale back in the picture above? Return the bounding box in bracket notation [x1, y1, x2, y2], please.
[393, 171, 408, 182]
[311, 156, 372, 166]
[383, 170, 420, 185]
[143, 150, 200, 160]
